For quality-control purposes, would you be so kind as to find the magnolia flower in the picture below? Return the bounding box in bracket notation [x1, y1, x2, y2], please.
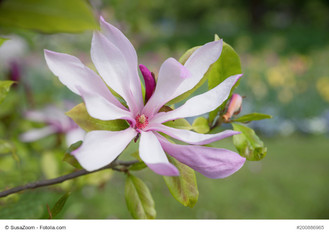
[20, 105, 85, 146]
[44, 17, 246, 178]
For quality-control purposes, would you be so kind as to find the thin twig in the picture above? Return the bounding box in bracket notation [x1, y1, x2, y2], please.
[0, 160, 138, 198]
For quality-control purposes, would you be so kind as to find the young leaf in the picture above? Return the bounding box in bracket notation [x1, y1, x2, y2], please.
[207, 35, 242, 124]
[0, 81, 14, 105]
[0, 139, 19, 162]
[128, 161, 147, 171]
[232, 123, 267, 161]
[163, 156, 199, 208]
[125, 174, 156, 219]
[233, 113, 272, 123]
[163, 118, 192, 130]
[66, 103, 128, 132]
[63, 141, 83, 169]
[83, 170, 113, 186]
[192, 117, 210, 134]
[49, 192, 71, 219]
[179, 46, 200, 65]
[0, 37, 8, 47]
[0, 0, 97, 33]
[41, 151, 59, 179]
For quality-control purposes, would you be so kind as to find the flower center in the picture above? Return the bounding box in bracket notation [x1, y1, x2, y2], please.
[135, 114, 149, 130]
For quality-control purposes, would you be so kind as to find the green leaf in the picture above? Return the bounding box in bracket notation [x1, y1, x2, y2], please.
[232, 123, 267, 161]
[233, 113, 272, 123]
[125, 174, 156, 219]
[163, 118, 192, 130]
[0, 0, 97, 33]
[192, 117, 210, 133]
[66, 103, 128, 132]
[0, 81, 14, 105]
[207, 35, 242, 124]
[0, 139, 19, 162]
[63, 141, 83, 169]
[167, 46, 204, 105]
[83, 170, 113, 186]
[128, 161, 147, 171]
[163, 156, 199, 208]
[49, 192, 71, 219]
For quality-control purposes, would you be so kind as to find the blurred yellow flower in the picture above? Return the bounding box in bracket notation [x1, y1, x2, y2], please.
[316, 77, 329, 103]
[266, 67, 285, 88]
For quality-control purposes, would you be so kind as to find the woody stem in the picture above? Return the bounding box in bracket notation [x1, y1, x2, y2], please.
[0, 160, 138, 198]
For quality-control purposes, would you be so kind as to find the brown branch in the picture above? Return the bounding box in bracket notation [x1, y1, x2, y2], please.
[0, 160, 138, 198]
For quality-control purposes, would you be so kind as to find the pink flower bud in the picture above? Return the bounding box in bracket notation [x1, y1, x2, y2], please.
[222, 94, 243, 122]
[139, 64, 156, 103]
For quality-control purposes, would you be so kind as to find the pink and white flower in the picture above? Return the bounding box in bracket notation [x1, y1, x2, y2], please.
[20, 105, 85, 147]
[44, 17, 245, 178]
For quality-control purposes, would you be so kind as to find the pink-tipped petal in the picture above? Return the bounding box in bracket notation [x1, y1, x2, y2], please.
[172, 40, 223, 98]
[146, 123, 240, 145]
[99, 16, 138, 69]
[20, 126, 57, 142]
[139, 131, 179, 176]
[79, 87, 134, 122]
[44, 50, 124, 109]
[143, 58, 190, 117]
[91, 32, 141, 115]
[139, 64, 156, 102]
[153, 74, 242, 123]
[100, 17, 144, 111]
[73, 128, 137, 171]
[157, 135, 245, 179]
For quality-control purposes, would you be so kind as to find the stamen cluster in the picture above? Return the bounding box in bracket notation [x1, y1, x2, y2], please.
[135, 114, 149, 130]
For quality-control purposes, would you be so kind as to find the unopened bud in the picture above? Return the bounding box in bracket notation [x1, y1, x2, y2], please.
[139, 64, 156, 103]
[222, 94, 243, 122]
[9, 61, 20, 84]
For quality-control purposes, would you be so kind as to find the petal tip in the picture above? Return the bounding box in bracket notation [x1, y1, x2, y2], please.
[148, 162, 180, 176]
[44, 49, 55, 57]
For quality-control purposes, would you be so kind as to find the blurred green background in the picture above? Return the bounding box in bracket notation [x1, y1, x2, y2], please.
[0, 0, 328, 219]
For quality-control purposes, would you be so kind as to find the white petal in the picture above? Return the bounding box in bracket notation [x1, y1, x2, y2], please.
[146, 123, 240, 145]
[24, 110, 48, 122]
[143, 58, 190, 117]
[73, 128, 137, 171]
[153, 74, 242, 123]
[91, 32, 141, 115]
[79, 87, 134, 122]
[100, 16, 138, 71]
[44, 50, 124, 109]
[65, 128, 85, 147]
[99, 17, 143, 111]
[20, 126, 57, 142]
[139, 131, 179, 176]
[172, 40, 223, 99]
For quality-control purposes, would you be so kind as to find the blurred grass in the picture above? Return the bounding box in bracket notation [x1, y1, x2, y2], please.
[9, 134, 323, 219]
[1, 134, 328, 219]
